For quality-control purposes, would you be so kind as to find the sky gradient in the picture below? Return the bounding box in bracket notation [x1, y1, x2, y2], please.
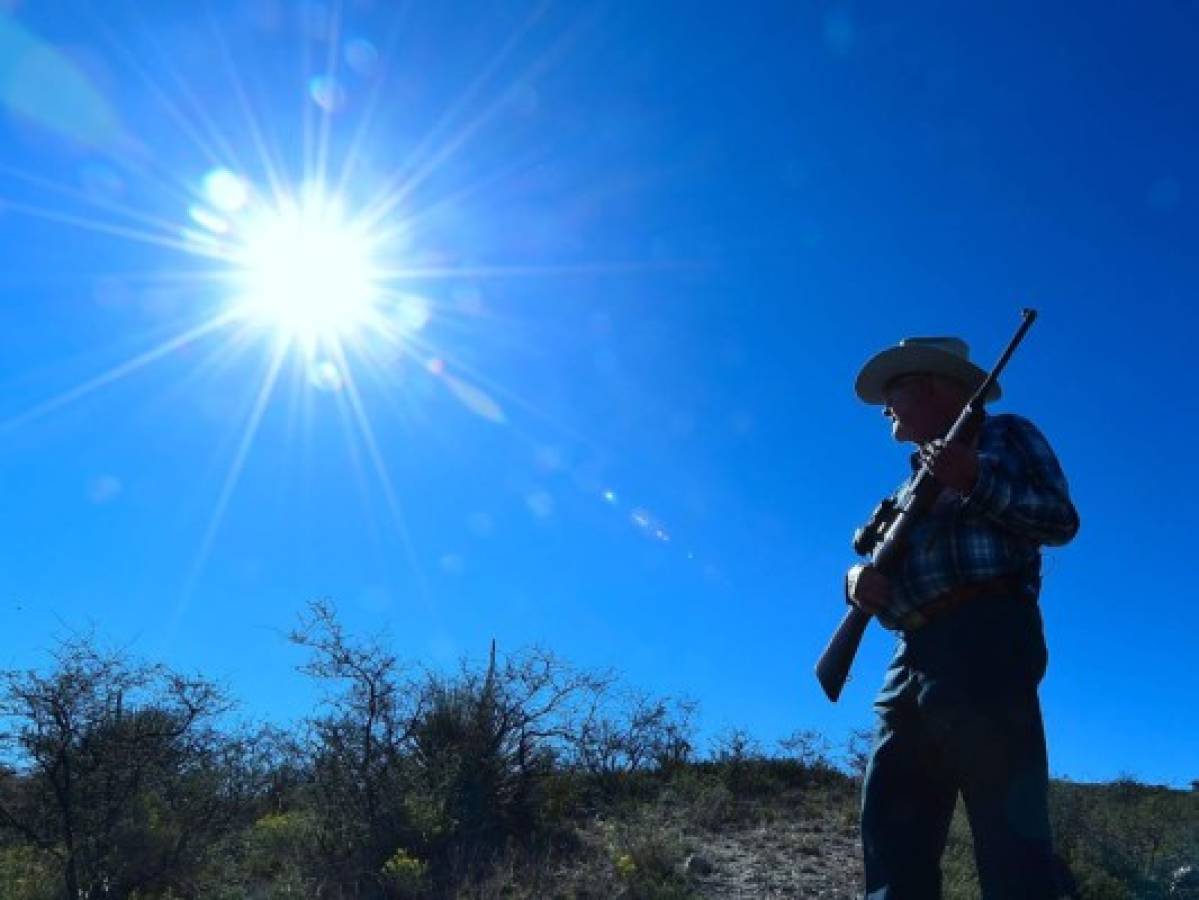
[0, 1, 1195, 787]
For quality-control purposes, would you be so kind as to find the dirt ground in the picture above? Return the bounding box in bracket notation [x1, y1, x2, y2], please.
[687, 815, 864, 898]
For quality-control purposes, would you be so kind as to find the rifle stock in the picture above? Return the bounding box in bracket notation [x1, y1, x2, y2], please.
[815, 605, 871, 702]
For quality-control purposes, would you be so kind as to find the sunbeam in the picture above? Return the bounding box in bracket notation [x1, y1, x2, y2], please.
[90, 11, 242, 178]
[0, 195, 234, 262]
[180, 333, 292, 613]
[331, 8, 411, 199]
[203, 6, 290, 209]
[0, 312, 238, 432]
[355, 1, 553, 231]
[309, 0, 344, 195]
[327, 338, 432, 608]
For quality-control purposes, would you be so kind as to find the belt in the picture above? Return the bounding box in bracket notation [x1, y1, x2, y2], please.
[901, 574, 1035, 632]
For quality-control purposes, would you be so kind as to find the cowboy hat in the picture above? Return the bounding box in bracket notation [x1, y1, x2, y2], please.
[854, 336, 1001, 405]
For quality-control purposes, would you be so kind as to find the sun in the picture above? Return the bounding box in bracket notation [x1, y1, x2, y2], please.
[231, 188, 381, 345]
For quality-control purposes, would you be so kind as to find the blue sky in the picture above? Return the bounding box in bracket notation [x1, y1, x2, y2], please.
[0, 1, 1195, 787]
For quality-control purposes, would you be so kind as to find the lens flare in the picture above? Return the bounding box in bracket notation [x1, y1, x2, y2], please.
[203, 168, 250, 212]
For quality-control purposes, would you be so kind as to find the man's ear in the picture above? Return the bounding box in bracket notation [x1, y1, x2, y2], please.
[930, 376, 970, 407]
[911, 375, 937, 398]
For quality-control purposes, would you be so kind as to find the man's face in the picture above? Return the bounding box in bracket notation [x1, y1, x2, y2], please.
[881, 375, 940, 444]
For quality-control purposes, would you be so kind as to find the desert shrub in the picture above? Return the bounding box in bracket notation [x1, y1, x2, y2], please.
[380, 847, 430, 898]
[841, 727, 874, 781]
[0, 636, 252, 900]
[289, 601, 668, 892]
[663, 766, 735, 829]
[778, 728, 834, 771]
[1069, 859, 1134, 900]
[0, 845, 58, 900]
[1049, 776, 1198, 896]
[610, 824, 691, 900]
[243, 809, 318, 880]
[710, 728, 772, 796]
[573, 692, 698, 788]
[938, 800, 979, 900]
[936, 777, 1199, 899]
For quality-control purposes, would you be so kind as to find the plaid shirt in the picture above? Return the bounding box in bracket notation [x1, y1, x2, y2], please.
[875, 413, 1079, 631]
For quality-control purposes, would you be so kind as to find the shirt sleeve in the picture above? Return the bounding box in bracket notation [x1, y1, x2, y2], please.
[964, 416, 1080, 547]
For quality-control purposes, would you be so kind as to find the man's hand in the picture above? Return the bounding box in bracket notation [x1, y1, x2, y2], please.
[846, 563, 891, 614]
[918, 438, 979, 494]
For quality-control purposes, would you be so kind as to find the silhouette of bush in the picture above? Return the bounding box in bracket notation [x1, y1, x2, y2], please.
[287, 599, 682, 893]
[0, 635, 252, 899]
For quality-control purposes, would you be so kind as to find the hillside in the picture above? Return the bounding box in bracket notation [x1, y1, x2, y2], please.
[0, 607, 1194, 898]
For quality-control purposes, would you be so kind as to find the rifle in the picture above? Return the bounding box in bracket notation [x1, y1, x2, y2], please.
[814, 309, 1038, 702]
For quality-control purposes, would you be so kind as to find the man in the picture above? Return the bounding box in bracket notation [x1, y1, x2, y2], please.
[846, 336, 1079, 899]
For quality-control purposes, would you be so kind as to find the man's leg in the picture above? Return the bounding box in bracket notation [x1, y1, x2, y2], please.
[953, 693, 1063, 899]
[861, 710, 958, 899]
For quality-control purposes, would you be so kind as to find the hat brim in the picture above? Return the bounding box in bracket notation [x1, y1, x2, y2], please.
[855, 346, 1001, 405]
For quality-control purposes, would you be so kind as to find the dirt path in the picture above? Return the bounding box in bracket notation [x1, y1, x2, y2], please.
[688, 818, 864, 898]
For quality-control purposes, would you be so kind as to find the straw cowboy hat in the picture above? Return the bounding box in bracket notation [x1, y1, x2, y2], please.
[855, 336, 1001, 405]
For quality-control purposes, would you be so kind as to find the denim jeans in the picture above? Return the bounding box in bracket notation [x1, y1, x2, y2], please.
[860, 595, 1071, 899]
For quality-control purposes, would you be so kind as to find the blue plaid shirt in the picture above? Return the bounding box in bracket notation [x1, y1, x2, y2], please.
[875, 413, 1079, 632]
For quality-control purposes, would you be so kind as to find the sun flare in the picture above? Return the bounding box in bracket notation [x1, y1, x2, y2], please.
[232, 190, 380, 343]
